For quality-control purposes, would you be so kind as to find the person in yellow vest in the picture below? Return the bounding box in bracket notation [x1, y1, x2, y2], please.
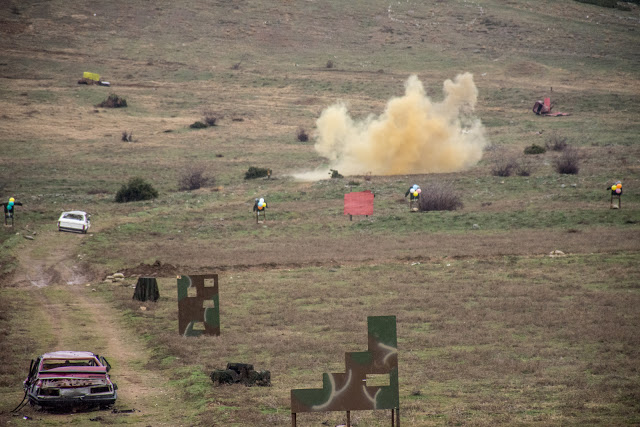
[3, 197, 23, 226]
[609, 181, 622, 209]
[404, 185, 421, 211]
[253, 198, 268, 223]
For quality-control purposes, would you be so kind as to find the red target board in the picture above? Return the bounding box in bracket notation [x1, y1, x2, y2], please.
[344, 190, 374, 216]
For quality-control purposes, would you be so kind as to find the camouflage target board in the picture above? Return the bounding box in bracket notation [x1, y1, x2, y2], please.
[291, 316, 399, 420]
[177, 274, 220, 337]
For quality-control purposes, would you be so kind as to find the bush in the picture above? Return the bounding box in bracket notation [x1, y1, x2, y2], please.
[329, 169, 343, 179]
[418, 183, 463, 212]
[179, 165, 212, 191]
[190, 121, 207, 129]
[491, 158, 516, 177]
[97, 94, 127, 108]
[296, 128, 309, 142]
[326, 60, 334, 69]
[204, 115, 217, 126]
[524, 144, 546, 155]
[515, 159, 533, 177]
[244, 166, 270, 180]
[546, 134, 568, 151]
[115, 177, 158, 203]
[121, 131, 133, 142]
[555, 146, 580, 174]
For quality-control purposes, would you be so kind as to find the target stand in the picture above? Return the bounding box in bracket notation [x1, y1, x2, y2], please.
[610, 193, 622, 209]
[409, 197, 419, 212]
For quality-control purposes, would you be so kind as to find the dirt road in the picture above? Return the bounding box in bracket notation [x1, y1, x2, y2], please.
[4, 230, 184, 425]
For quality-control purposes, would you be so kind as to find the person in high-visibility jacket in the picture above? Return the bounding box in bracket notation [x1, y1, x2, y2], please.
[3, 197, 22, 226]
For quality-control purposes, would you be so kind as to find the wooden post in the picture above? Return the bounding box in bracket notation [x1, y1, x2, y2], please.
[349, 214, 352, 221]
[291, 413, 296, 427]
[396, 407, 400, 427]
[392, 409, 395, 426]
[346, 410, 351, 427]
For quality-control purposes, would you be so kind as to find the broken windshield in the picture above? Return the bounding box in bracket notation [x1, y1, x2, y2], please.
[41, 358, 98, 370]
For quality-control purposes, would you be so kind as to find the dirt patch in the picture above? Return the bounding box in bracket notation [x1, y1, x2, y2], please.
[120, 260, 180, 277]
[0, 21, 31, 35]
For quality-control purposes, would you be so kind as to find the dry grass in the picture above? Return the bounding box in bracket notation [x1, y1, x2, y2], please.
[97, 254, 640, 425]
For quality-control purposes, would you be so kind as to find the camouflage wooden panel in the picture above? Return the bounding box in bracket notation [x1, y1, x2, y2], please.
[291, 316, 399, 413]
[177, 274, 220, 337]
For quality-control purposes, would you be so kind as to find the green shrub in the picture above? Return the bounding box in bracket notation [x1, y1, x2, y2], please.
[244, 166, 270, 180]
[190, 121, 208, 129]
[297, 127, 309, 142]
[97, 94, 127, 108]
[329, 169, 343, 179]
[524, 144, 546, 155]
[115, 177, 158, 203]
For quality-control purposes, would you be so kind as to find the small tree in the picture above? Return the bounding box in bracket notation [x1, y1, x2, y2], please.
[418, 183, 463, 212]
[515, 158, 534, 177]
[204, 115, 217, 126]
[115, 177, 158, 203]
[296, 127, 309, 142]
[179, 165, 212, 191]
[491, 158, 516, 177]
[546, 134, 568, 151]
[555, 146, 580, 174]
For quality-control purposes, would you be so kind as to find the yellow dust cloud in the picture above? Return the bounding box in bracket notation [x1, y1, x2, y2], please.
[295, 73, 487, 179]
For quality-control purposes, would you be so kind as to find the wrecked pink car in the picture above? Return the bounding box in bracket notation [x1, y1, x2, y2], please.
[24, 351, 117, 409]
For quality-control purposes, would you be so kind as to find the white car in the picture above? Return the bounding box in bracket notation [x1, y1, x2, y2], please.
[57, 211, 91, 234]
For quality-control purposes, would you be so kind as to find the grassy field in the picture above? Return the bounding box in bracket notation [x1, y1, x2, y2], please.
[1, 0, 639, 425]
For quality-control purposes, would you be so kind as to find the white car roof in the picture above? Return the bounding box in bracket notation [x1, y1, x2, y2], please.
[41, 351, 97, 359]
[62, 211, 88, 216]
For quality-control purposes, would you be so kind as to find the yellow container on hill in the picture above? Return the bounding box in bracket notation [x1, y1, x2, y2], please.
[83, 72, 100, 81]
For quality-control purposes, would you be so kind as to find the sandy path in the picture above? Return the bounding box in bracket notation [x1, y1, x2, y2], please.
[8, 230, 181, 425]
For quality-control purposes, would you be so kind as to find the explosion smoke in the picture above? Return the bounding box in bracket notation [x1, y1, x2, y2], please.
[296, 73, 487, 179]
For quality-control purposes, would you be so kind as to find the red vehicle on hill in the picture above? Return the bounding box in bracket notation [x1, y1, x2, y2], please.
[23, 351, 117, 409]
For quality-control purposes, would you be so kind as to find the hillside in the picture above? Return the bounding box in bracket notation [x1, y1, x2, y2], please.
[1, 0, 639, 425]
